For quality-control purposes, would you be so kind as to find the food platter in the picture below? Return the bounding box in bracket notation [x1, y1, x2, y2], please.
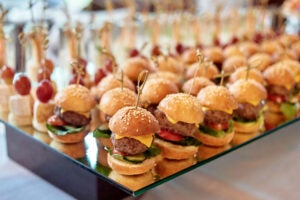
[2, 116, 300, 199]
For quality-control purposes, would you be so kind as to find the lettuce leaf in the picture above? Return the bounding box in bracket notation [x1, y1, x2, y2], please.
[46, 124, 85, 136]
[199, 120, 233, 138]
[280, 102, 297, 119]
[93, 128, 111, 138]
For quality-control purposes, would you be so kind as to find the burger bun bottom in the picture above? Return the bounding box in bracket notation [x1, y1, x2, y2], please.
[154, 138, 198, 160]
[107, 153, 157, 175]
[48, 125, 89, 144]
[231, 131, 260, 146]
[195, 131, 234, 147]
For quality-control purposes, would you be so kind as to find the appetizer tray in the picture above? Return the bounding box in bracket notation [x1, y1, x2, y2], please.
[3, 117, 300, 199]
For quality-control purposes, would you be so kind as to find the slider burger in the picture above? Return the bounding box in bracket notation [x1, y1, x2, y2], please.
[93, 87, 137, 148]
[95, 73, 135, 100]
[229, 79, 267, 134]
[196, 85, 238, 147]
[182, 77, 215, 96]
[46, 84, 95, 143]
[107, 106, 160, 175]
[263, 64, 296, 130]
[228, 66, 265, 85]
[140, 78, 178, 112]
[154, 93, 204, 160]
[120, 56, 155, 82]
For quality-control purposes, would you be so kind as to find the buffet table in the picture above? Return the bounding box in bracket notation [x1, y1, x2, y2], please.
[1, 120, 300, 200]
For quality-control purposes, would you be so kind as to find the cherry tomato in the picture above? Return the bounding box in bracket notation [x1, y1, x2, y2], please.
[156, 130, 184, 142]
[13, 73, 31, 95]
[206, 122, 229, 131]
[267, 94, 286, 103]
[47, 115, 65, 126]
[113, 148, 128, 156]
[0, 65, 15, 84]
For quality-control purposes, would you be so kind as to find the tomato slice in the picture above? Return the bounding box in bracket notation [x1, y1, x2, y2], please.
[267, 94, 286, 103]
[47, 115, 66, 126]
[206, 122, 229, 131]
[113, 148, 128, 156]
[157, 130, 184, 142]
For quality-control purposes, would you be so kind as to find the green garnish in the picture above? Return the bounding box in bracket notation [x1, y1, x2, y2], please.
[93, 128, 111, 138]
[280, 102, 297, 119]
[199, 120, 233, 138]
[46, 124, 85, 136]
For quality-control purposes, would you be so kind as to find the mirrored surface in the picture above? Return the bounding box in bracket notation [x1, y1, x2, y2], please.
[2, 113, 299, 196]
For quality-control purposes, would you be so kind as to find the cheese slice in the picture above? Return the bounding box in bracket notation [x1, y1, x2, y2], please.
[202, 106, 233, 114]
[115, 134, 154, 147]
[166, 114, 177, 124]
[247, 100, 260, 106]
[61, 109, 90, 118]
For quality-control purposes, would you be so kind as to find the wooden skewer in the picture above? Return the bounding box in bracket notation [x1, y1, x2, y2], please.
[18, 32, 26, 72]
[135, 70, 149, 109]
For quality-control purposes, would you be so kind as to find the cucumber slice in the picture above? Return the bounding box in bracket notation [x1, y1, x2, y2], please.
[124, 154, 146, 163]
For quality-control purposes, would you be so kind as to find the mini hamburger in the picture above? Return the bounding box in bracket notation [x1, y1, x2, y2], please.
[46, 84, 95, 143]
[228, 66, 265, 85]
[154, 93, 204, 160]
[107, 106, 160, 175]
[182, 77, 215, 96]
[140, 78, 178, 112]
[93, 87, 137, 148]
[229, 79, 267, 134]
[263, 64, 296, 130]
[196, 85, 238, 147]
[120, 57, 155, 82]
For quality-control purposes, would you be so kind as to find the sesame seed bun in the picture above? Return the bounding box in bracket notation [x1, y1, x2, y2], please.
[261, 40, 283, 56]
[158, 93, 204, 124]
[109, 106, 160, 137]
[263, 64, 295, 90]
[222, 55, 247, 73]
[157, 55, 183, 74]
[141, 78, 178, 105]
[223, 45, 243, 58]
[203, 46, 224, 64]
[229, 79, 267, 106]
[121, 57, 154, 81]
[197, 85, 238, 113]
[228, 66, 265, 85]
[182, 77, 215, 96]
[185, 62, 219, 80]
[99, 88, 137, 116]
[55, 84, 95, 113]
[96, 74, 135, 99]
[181, 48, 198, 65]
[248, 53, 272, 71]
[239, 41, 260, 58]
[148, 71, 182, 87]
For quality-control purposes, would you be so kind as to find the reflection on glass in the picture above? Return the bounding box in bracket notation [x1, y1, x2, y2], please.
[50, 140, 86, 159]
[197, 144, 231, 160]
[0, 116, 300, 194]
[33, 130, 52, 144]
